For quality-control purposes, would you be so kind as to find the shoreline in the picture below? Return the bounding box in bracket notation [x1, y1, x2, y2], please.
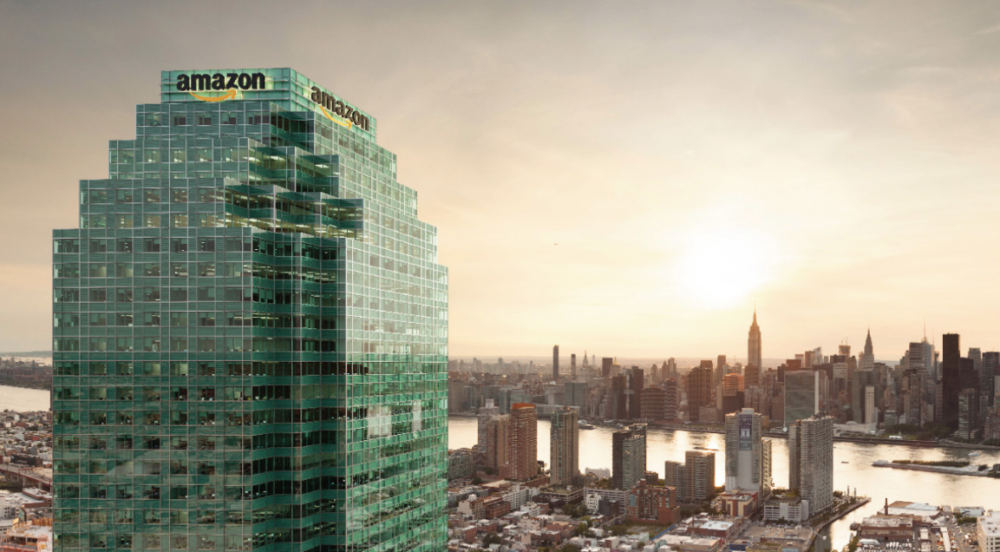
[872, 461, 994, 478]
[809, 497, 872, 552]
[448, 414, 998, 451]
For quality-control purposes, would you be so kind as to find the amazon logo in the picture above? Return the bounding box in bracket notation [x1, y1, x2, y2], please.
[310, 86, 370, 131]
[176, 72, 266, 102]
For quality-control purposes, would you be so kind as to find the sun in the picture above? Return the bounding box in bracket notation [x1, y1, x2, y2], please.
[674, 224, 779, 309]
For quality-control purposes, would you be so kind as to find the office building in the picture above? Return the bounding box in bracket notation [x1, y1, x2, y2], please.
[984, 352, 999, 412]
[687, 365, 714, 423]
[788, 416, 834, 516]
[550, 407, 580, 487]
[958, 389, 981, 440]
[861, 329, 875, 371]
[744, 365, 761, 388]
[784, 370, 821, 426]
[851, 370, 879, 424]
[942, 333, 962, 429]
[571, 353, 577, 380]
[748, 309, 762, 370]
[602, 357, 613, 379]
[664, 379, 680, 421]
[52, 68, 448, 551]
[628, 367, 644, 420]
[641, 387, 666, 421]
[553, 345, 560, 382]
[612, 424, 647, 490]
[564, 381, 588, 410]
[725, 408, 772, 495]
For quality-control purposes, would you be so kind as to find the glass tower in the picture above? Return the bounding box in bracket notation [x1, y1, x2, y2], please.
[52, 68, 449, 552]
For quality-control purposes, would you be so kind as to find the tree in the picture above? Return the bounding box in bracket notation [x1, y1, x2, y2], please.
[482, 532, 502, 546]
[471, 476, 484, 485]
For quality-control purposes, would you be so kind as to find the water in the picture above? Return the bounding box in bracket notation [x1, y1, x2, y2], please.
[0, 384, 50, 412]
[449, 416, 1000, 551]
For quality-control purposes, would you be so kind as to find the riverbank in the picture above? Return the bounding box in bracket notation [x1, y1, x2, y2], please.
[872, 460, 994, 477]
[809, 498, 871, 552]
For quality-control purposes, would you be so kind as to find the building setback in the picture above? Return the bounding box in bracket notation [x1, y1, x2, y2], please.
[52, 68, 449, 552]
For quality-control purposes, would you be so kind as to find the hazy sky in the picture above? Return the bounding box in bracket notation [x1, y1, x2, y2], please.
[2, 1, 1000, 360]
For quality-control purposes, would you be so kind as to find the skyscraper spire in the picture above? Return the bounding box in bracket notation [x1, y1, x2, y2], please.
[748, 308, 762, 369]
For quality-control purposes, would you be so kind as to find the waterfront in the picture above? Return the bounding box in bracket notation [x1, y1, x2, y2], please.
[0, 384, 49, 412]
[449, 416, 1000, 551]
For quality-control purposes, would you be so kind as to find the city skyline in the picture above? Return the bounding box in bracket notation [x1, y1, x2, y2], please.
[5, 2, 1000, 358]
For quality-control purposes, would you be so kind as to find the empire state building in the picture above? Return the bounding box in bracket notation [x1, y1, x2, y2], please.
[748, 309, 762, 369]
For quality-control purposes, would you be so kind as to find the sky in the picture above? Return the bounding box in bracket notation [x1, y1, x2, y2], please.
[2, 1, 1000, 361]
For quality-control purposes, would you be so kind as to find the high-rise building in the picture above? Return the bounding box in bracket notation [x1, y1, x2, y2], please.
[657, 381, 676, 422]
[687, 365, 714, 423]
[788, 416, 834, 516]
[942, 333, 962, 429]
[958, 388, 981, 440]
[550, 407, 580, 487]
[553, 345, 560, 382]
[748, 309, 762, 370]
[744, 365, 761, 388]
[52, 68, 449, 551]
[984, 352, 999, 411]
[612, 424, 647, 490]
[664, 451, 716, 502]
[486, 415, 511, 473]
[505, 404, 538, 480]
[723, 374, 745, 395]
[602, 357, 613, 379]
[851, 370, 879, 424]
[565, 381, 588, 410]
[641, 387, 666, 421]
[628, 367, 645, 420]
[571, 353, 577, 380]
[784, 371, 821, 426]
[477, 399, 500, 452]
[861, 329, 875, 371]
[724, 408, 772, 496]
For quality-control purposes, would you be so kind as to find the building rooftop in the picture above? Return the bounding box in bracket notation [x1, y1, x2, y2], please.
[979, 511, 1000, 537]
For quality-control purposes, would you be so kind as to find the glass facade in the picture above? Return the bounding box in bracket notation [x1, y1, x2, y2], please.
[52, 68, 449, 552]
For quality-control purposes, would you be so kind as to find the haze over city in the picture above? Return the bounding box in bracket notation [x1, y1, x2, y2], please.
[3, 1, 1000, 358]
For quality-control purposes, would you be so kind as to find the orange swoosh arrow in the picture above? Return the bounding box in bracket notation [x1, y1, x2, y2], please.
[188, 89, 238, 102]
[320, 106, 353, 129]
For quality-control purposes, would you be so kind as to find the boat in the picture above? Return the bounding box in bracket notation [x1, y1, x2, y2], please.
[842, 461, 849, 464]
[578, 423, 595, 430]
[969, 451, 981, 457]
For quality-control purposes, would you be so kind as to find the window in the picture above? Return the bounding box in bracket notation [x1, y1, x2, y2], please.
[144, 215, 161, 228]
[198, 238, 216, 252]
[116, 288, 133, 303]
[55, 239, 80, 253]
[115, 263, 133, 278]
[170, 288, 188, 301]
[89, 289, 107, 302]
[171, 214, 188, 227]
[221, 112, 236, 125]
[116, 215, 133, 229]
[172, 115, 188, 126]
[142, 263, 161, 277]
[117, 189, 134, 203]
[197, 115, 212, 126]
[198, 263, 216, 277]
[116, 313, 133, 326]
[172, 189, 188, 203]
[89, 239, 108, 253]
[144, 113, 161, 127]
[171, 238, 189, 253]
[143, 312, 161, 327]
[143, 238, 161, 252]
[171, 263, 188, 277]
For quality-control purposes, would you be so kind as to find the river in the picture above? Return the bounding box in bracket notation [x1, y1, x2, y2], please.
[0, 384, 50, 412]
[449, 416, 1000, 551]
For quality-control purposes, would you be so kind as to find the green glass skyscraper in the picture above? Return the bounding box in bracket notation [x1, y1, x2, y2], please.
[52, 68, 449, 552]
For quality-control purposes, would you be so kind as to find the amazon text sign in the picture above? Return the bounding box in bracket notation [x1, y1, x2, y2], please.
[176, 72, 266, 92]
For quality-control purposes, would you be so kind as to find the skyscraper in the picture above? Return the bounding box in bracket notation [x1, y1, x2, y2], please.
[687, 365, 714, 423]
[52, 68, 448, 551]
[550, 407, 580, 487]
[748, 309, 762, 370]
[724, 408, 771, 495]
[788, 416, 834, 517]
[602, 357, 613, 379]
[664, 451, 716, 502]
[553, 345, 560, 382]
[571, 353, 577, 380]
[612, 424, 647, 490]
[477, 399, 500, 452]
[486, 414, 511, 473]
[784, 370, 821, 426]
[861, 329, 875, 371]
[942, 333, 962, 429]
[983, 352, 998, 411]
[504, 404, 538, 481]
[665, 379, 680, 421]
